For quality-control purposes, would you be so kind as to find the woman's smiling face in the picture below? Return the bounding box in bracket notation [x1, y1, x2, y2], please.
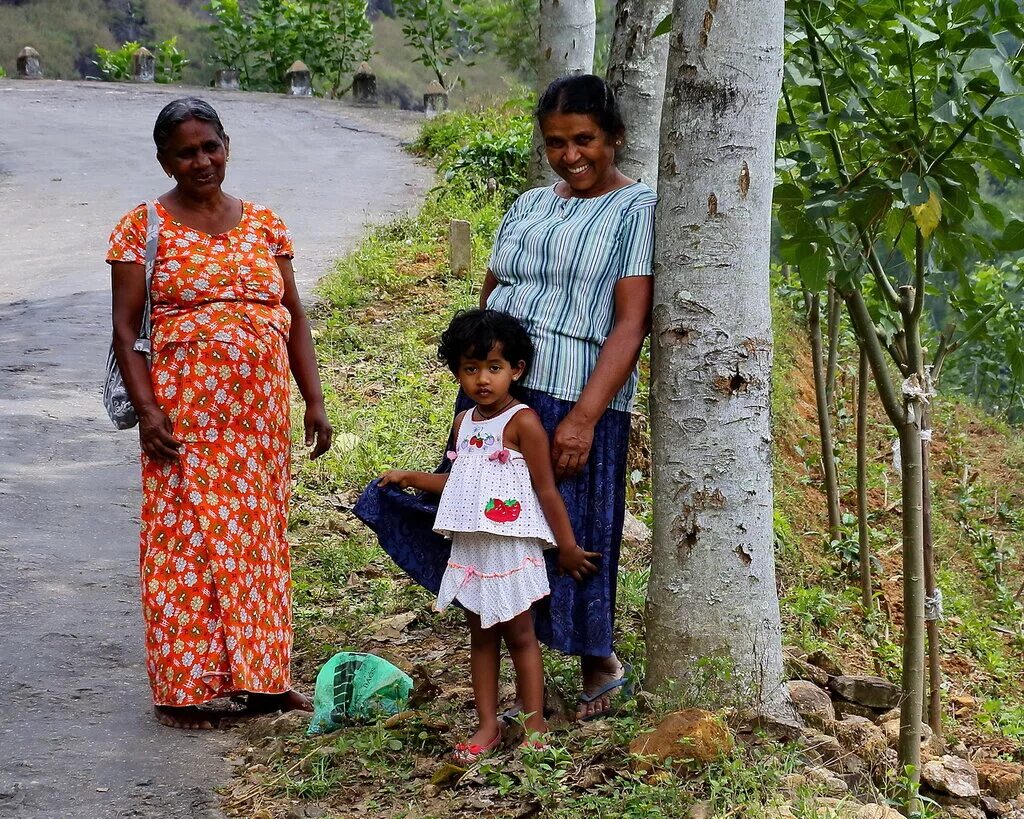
[540, 111, 620, 197]
[158, 118, 230, 196]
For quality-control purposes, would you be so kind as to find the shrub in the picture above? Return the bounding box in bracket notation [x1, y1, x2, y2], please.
[93, 38, 189, 83]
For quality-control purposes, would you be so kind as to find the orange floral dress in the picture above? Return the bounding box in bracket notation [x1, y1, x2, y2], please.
[108, 200, 296, 706]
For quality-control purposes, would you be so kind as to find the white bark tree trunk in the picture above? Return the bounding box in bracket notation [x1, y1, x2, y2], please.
[646, 0, 788, 715]
[605, 0, 671, 188]
[529, 0, 597, 186]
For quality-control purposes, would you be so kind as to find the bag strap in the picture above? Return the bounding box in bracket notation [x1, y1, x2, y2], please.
[139, 202, 159, 341]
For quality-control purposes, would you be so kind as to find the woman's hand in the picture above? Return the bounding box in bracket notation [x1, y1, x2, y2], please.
[304, 401, 333, 459]
[558, 545, 602, 582]
[138, 407, 183, 463]
[552, 413, 596, 480]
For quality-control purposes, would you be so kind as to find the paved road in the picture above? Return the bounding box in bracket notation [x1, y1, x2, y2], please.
[0, 80, 432, 818]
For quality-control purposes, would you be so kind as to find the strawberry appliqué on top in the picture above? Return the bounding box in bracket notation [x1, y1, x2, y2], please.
[484, 498, 521, 523]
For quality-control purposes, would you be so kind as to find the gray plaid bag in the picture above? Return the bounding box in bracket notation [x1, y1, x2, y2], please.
[103, 202, 159, 429]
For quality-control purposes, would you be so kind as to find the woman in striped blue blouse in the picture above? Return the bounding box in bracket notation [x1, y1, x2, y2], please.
[357, 74, 656, 721]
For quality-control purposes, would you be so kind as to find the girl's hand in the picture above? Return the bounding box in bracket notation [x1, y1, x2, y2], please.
[378, 470, 416, 489]
[552, 413, 595, 480]
[304, 401, 333, 459]
[138, 406, 183, 463]
[558, 545, 601, 582]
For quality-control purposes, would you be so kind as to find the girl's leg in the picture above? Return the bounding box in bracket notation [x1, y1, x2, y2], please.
[466, 611, 502, 747]
[500, 611, 548, 735]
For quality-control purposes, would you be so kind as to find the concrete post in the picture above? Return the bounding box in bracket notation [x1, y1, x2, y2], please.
[131, 47, 155, 83]
[214, 69, 240, 90]
[449, 219, 472, 278]
[285, 61, 312, 96]
[16, 47, 42, 79]
[423, 80, 449, 118]
[353, 62, 377, 104]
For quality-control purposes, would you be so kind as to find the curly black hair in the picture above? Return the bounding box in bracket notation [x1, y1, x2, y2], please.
[438, 309, 534, 381]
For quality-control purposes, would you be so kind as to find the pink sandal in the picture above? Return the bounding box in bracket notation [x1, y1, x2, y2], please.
[452, 727, 502, 765]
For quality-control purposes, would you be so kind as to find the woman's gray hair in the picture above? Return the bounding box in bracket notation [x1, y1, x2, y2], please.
[153, 97, 227, 153]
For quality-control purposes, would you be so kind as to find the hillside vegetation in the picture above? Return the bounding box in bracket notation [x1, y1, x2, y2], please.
[0, 0, 517, 105]
[219, 105, 1024, 819]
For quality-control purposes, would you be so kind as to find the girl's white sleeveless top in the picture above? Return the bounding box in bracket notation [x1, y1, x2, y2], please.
[434, 403, 556, 546]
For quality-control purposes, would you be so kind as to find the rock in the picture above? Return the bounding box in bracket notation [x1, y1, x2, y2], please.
[734, 708, 804, 742]
[785, 651, 832, 688]
[977, 761, 1024, 802]
[829, 715, 888, 762]
[943, 806, 987, 819]
[855, 805, 906, 819]
[798, 729, 843, 767]
[621, 510, 651, 550]
[788, 680, 836, 727]
[951, 695, 978, 713]
[687, 802, 714, 819]
[807, 765, 850, 796]
[980, 795, 1011, 817]
[829, 676, 901, 710]
[629, 709, 734, 771]
[285, 61, 312, 96]
[423, 80, 449, 118]
[781, 773, 809, 797]
[880, 718, 933, 751]
[836, 700, 889, 721]
[922, 756, 981, 799]
[807, 649, 845, 677]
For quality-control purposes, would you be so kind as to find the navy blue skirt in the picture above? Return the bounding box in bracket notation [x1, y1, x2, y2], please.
[353, 387, 630, 657]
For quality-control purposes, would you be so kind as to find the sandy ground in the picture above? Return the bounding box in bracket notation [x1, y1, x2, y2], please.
[0, 79, 433, 818]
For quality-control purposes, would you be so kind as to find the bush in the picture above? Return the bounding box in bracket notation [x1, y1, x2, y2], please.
[93, 38, 188, 83]
[413, 102, 532, 201]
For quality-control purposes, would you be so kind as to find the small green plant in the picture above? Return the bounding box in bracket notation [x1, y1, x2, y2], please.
[93, 39, 188, 83]
[94, 41, 140, 81]
[392, 0, 481, 89]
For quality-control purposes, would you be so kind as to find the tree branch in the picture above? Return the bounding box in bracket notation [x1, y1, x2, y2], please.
[842, 286, 906, 426]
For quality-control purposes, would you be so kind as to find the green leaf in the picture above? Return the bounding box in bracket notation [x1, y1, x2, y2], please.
[990, 54, 1022, 95]
[653, 12, 672, 37]
[895, 13, 939, 45]
[901, 172, 930, 206]
[997, 219, 1024, 251]
[798, 251, 830, 293]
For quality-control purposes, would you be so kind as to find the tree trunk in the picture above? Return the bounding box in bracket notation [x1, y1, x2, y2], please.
[825, 283, 841, 409]
[647, 0, 789, 716]
[921, 408, 943, 738]
[857, 347, 873, 613]
[897, 413, 926, 808]
[605, 0, 671, 188]
[530, 0, 597, 186]
[805, 289, 842, 545]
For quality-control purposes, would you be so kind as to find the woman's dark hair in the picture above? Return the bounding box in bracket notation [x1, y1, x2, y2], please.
[438, 309, 534, 382]
[535, 74, 625, 138]
[153, 97, 227, 154]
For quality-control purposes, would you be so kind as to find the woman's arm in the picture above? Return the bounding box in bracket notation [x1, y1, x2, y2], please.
[277, 256, 333, 459]
[480, 269, 500, 309]
[510, 410, 600, 581]
[110, 261, 182, 462]
[552, 275, 652, 480]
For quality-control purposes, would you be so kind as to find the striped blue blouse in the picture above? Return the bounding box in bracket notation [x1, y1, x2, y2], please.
[486, 181, 657, 413]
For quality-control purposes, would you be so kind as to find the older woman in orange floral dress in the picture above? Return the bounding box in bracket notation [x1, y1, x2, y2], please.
[108, 97, 332, 730]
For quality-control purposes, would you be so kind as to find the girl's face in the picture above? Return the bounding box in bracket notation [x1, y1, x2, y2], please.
[457, 343, 525, 412]
[159, 118, 230, 198]
[540, 111, 621, 197]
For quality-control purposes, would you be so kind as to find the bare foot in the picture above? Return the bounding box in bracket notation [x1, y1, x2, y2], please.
[154, 705, 231, 730]
[576, 654, 625, 721]
[244, 689, 313, 714]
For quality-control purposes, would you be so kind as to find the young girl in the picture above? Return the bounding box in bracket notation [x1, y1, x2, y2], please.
[378, 309, 600, 762]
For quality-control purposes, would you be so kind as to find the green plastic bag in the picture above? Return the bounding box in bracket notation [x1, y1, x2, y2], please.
[307, 651, 413, 735]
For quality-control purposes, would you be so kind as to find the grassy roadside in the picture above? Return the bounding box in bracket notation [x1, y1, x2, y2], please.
[222, 106, 1024, 819]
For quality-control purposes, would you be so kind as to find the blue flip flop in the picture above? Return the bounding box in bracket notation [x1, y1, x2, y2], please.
[577, 662, 634, 721]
